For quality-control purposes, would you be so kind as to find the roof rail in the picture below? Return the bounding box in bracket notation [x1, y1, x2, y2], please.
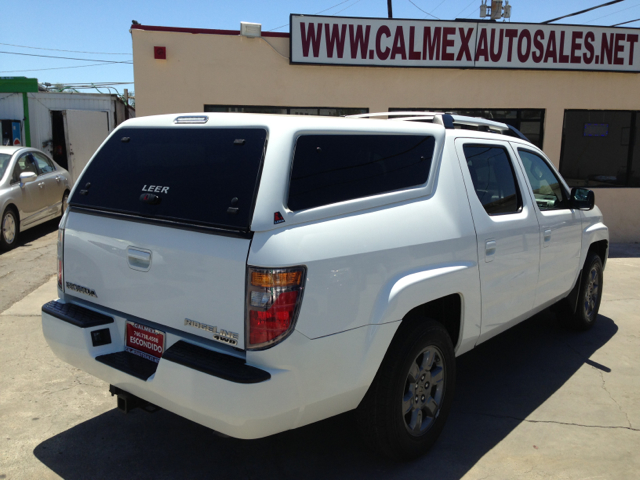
[346, 111, 531, 143]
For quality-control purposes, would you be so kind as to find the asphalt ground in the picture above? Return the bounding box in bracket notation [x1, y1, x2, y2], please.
[0, 235, 639, 479]
[0, 217, 59, 314]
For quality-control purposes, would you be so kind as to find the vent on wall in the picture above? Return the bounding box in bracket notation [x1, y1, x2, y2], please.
[240, 22, 261, 38]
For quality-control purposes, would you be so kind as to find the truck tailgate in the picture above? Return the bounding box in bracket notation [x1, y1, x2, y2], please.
[63, 211, 249, 349]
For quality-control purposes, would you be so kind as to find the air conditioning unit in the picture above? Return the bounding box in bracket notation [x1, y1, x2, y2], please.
[240, 22, 262, 38]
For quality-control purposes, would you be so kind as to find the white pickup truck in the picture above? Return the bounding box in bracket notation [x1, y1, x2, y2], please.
[41, 112, 608, 460]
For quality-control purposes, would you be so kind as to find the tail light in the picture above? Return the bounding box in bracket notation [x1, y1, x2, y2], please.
[246, 266, 306, 350]
[57, 211, 69, 292]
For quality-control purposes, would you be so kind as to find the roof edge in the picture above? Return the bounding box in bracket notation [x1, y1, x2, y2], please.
[130, 24, 289, 38]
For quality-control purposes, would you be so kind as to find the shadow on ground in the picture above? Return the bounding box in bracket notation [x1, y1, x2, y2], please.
[34, 311, 617, 480]
[608, 243, 640, 258]
[0, 217, 58, 256]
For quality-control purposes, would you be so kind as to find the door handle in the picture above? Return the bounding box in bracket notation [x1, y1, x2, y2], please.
[55, 176, 61, 183]
[543, 229, 552, 247]
[127, 247, 152, 271]
[485, 240, 497, 262]
[38, 182, 45, 188]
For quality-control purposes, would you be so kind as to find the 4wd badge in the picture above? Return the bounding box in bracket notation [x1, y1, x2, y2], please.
[274, 212, 285, 224]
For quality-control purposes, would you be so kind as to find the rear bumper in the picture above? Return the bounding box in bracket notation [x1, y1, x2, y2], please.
[41, 301, 300, 439]
[41, 300, 400, 439]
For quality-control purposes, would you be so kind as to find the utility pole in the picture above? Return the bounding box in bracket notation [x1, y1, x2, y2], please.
[387, 0, 393, 18]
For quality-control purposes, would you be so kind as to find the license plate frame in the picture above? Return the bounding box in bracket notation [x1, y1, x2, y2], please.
[125, 321, 165, 363]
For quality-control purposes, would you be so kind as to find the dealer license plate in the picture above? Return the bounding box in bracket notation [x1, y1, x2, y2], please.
[125, 322, 165, 363]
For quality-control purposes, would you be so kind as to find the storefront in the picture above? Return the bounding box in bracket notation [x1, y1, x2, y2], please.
[131, 16, 640, 242]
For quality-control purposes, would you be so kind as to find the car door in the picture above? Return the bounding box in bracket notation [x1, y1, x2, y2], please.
[455, 138, 541, 343]
[513, 146, 582, 308]
[10, 153, 42, 226]
[32, 151, 64, 218]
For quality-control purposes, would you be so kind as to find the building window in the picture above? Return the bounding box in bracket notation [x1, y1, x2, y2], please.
[204, 105, 368, 116]
[559, 110, 640, 188]
[389, 108, 545, 149]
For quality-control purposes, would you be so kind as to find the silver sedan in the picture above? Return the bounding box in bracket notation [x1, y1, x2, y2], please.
[0, 146, 71, 251]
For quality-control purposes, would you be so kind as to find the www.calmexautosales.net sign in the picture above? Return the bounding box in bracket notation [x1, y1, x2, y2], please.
[290, 14, 640, 72]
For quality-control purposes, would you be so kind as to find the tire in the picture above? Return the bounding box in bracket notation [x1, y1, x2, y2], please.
[1, 207, 19, 251]
[355, 320, 456, 460]
[61, 191, 69, 216]
[564, 253, 604, 331]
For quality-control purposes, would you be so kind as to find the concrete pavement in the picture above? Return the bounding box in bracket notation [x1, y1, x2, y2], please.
[0, 248, 638, 479]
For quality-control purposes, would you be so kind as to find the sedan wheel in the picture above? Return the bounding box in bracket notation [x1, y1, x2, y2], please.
[1, 209, 18, 251]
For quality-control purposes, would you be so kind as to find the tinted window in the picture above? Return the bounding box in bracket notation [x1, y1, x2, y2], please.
[463, 145, 521, 215]
[33, 152, 55, 174]
[518, 149, 568, 210]
[70, 127, 267, 230]
[288, 135, 435, 211]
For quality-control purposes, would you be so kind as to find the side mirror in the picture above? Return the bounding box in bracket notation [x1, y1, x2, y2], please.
[570, 187, 595, 211]
[19, 172, 37, 186]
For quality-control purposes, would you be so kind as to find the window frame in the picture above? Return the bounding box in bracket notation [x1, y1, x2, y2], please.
[462, 143, 524, 217]
[285, 132, 436, 212]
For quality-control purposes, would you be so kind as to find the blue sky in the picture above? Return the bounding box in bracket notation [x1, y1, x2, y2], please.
[2, 0, 639, 96]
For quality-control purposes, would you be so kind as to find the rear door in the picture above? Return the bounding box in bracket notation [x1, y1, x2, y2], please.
[455, 138, 541, 342]
[64, 126, 268, 350]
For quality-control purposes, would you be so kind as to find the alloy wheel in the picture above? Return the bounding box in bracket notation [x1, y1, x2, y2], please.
[402, 345, 446, 436]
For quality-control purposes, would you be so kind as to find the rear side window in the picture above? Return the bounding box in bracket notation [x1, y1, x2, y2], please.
[463, 145, 522, 215]
[70, 127, 267, 230]
[288, 134, 435, 211]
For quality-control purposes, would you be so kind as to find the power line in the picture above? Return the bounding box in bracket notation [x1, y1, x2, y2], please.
[430, 0, 449, 15]
[456, 0, 479, 18]
[612, 17, 640, 25]
[585, 1, 640, 23]
[0, 62, 132, 73]
[542, 0, 625, 24]
[0, 42, 132, 55]
[334, 0, 364, 15]
[267, 0, 361, 32]
[408, 0, 441, 20]
[0, 50, 132, 64]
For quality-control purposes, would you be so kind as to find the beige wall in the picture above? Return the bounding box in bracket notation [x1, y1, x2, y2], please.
[132, 29, 640, 242]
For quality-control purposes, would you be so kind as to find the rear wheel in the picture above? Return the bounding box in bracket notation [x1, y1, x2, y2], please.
[356, 320, 456, 460]
[1, 207, 19, 251]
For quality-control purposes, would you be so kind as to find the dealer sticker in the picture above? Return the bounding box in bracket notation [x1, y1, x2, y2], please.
[125, 322, 165, 363]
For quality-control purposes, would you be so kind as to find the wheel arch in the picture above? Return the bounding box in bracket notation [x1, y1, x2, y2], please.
[369, 262, 479, 355]
[398, 294, 462, 352]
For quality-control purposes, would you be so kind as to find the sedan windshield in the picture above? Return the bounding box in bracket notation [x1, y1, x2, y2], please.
[0, 154, 11, 180]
